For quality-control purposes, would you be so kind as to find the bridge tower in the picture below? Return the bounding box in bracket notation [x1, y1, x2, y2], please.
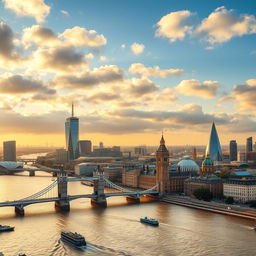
[156, 135, 170, 195]
[91, 166, 107, 207]
[55, 168, 70, 211]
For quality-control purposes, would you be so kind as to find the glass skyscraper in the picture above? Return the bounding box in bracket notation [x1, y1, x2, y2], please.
[65, 104, 79, 160]
[205, 122, 222, 162]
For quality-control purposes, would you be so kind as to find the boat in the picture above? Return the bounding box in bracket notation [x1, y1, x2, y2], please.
[61, 231, 87, 248]
[140, 217, 159, 226]
[81, 181, 93, 187]
[0, 225, 14, 232]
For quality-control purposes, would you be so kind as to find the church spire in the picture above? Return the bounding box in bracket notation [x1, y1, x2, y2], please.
[160, 135, 165, 146]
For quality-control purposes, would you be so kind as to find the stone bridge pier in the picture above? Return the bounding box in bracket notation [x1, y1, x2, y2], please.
[55, 169, 70, 211]
[91, 166, 107, 207]
[15, 206, 24, 216]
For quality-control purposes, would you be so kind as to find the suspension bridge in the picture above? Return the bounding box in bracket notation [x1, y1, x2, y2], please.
[0, 167, 159, 216]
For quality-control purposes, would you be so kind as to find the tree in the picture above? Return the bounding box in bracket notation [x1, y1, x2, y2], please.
[193, 188, 213, 201]
[225, 196, 234, 204]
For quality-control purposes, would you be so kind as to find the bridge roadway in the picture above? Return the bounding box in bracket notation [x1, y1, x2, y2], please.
[0, 191, 158, 208]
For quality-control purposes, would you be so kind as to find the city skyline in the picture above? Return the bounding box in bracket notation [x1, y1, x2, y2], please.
[0, 0, 256, 146]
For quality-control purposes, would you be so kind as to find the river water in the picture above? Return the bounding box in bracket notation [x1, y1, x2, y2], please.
[0, 172, 256, 256]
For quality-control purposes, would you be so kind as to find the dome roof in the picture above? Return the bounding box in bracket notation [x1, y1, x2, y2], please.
[0, 161, 23, 169]
[202, 156, 214, 166]
[177, 156, 199, 172]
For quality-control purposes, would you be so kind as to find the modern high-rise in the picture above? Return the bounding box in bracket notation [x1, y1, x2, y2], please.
[205, 122, 222, 162]
[246, 137, 253, 154]
[65, 103, 79, 160]
[78, 140, 92, 156]
[3, 141, 16, 161]
[229, 140, 237, 161]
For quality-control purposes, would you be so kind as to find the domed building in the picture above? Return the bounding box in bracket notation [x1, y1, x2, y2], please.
[200, 155, 215, 176]
[177, 156, 200, 173]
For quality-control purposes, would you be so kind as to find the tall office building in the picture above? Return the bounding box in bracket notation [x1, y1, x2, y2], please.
[78, 140, 92, 156]
[3, 141, 16, 161]
[65, 103, 79, 160]
[205, 122, 222, 162]
[246, 137, 253, 153]
[229, 140, 237, 161]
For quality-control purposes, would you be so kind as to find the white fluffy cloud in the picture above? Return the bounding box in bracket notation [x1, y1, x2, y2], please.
[53, 65, 124, 89]
[3, 0, 51, 23]
[130, 43, 145, 55]
[59, 26, 107, 47]
[22, 25, 57, 48]
[232, 79, 256, 110]
[0, 74, 55, 95]
[176, 79, 220, 98]
[155, 10, 195, 42]
[22, 25, 107, 49]
[129, 63, 184, 77]
[196, 6, 256, 44]
[156, 7, 256, 46]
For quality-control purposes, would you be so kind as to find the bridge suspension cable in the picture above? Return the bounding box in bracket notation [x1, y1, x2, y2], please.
[103, 178, 133, 192]
[139, 184, 159, 194]
[18, 180, 58, 201]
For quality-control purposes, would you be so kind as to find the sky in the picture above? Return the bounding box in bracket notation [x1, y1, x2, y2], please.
[0, 0, 256, 147]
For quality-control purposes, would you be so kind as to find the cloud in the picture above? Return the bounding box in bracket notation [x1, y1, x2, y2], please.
[3, 0, 50, 23]
[0, 22, 22, 67]
[176, 79, 220, 98]
[130, 43, 145, 55]
[53, 65, 123, 89]
[22, 25, 57, 48]
[195, 6, 256, 44]
[128, 63, 184, 77]
[127, 78, 159, 97]
[31, 46, 88, 73]
[85, 91, 120, 104]
[232, 79, 256, 110]
[61, 10, 70, 17]
[0, 22, 15, 58]
[0, 74, 55, 95]
[59, 26, 107, 47]
[155, 10, 196, 42]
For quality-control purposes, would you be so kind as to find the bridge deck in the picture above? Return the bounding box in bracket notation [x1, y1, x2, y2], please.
[0, 191, 158, 207]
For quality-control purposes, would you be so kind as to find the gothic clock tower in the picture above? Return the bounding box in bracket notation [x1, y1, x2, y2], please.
[156, 135, 170, 195]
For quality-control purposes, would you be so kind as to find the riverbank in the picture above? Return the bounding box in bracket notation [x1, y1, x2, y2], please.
[161, 195, 256, 220]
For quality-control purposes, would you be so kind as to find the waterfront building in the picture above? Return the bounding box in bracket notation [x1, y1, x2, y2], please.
[224, 175, 256, 203]
[74, 162, 97, 176]
[65, 103, 79, 160]
[229, 140, 237, 161]
[79, 140, 92, 156]
[177, 156, 200, 172]
[205, 122, 222, 162]
[91, 147, 123, 157]
[3, 141, 16, 162]
[99, 142, 104, 149]
[55, 149, 69, 164]
[184, 175, 223, 198]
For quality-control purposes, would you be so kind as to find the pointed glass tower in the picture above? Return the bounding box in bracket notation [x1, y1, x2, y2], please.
[205, 122, 222, 162]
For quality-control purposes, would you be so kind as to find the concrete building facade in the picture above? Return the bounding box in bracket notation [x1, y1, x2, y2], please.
[3, 141, 16, 162]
